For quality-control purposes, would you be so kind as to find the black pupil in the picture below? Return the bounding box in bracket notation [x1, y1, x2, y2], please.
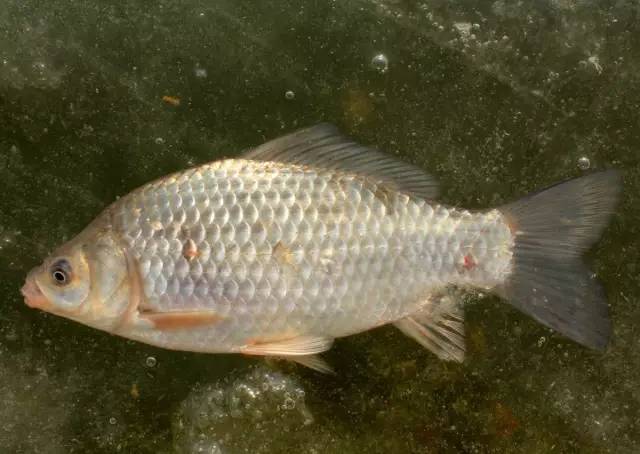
[53, 270, 67, 283]
[51, 260, 71, 285]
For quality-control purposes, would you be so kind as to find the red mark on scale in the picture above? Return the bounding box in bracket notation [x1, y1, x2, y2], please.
[463, 254, 476, 270]
[182, 239, 199, 261]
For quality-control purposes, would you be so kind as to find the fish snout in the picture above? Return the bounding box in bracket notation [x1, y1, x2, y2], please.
[21, 278, 50, 310]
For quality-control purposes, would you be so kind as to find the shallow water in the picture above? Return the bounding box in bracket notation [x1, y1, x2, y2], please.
[1, 1, 639, 452]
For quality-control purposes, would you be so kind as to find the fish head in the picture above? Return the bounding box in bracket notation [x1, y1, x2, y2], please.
[22, 229, 132, 331]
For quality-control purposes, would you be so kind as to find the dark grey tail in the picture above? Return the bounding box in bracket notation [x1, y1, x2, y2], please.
[498, 170, 622, 350]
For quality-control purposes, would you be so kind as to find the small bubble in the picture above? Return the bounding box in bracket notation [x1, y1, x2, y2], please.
[145, 356, 157, 367]
[282, 397, 296, 410]
[194, 65, 208, 78]
[537, 337, 546, 347]
[371, 53, 389, 73]
[154, 137, 165, 145]
[577, 156, 591, 170]
[284, 90, 295, 100]
[109, 417, 117, 425]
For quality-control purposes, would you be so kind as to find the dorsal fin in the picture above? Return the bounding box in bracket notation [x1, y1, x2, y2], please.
[241, 123, 439, 200]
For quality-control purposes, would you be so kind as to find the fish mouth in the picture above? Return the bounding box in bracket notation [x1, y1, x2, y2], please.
[21, 278, 50, 310]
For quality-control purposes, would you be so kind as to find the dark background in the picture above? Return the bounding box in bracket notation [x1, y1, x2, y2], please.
[0, 1, 638, 452]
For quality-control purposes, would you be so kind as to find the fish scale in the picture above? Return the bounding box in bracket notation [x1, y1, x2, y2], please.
[109, 158, 512, 349]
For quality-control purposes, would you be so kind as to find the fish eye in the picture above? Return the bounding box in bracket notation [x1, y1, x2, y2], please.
[50, 259, 72, 286]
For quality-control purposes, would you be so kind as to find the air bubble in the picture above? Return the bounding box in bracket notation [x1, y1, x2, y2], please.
[0, 235, 13, 251]
[109, 417, 117, 425]
[282, 397, 296, 410]
[371, 53, 389, 73]
[154, 137, 165, 145]
[577, 156, 591, 170]
[284, 90, 295, 100]
[173, 366, 313, 451]
[194, 65, 208, 78]
[145, 356, 157, 368]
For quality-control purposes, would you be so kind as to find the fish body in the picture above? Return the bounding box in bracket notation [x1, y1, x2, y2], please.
[109, 159, 511, 352]
[22, 124, 621, 369]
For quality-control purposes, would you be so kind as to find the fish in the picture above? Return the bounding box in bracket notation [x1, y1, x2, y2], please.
[21, 124, 621, 372]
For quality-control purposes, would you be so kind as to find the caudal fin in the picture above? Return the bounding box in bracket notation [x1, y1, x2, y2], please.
[498, 170, 622, 350]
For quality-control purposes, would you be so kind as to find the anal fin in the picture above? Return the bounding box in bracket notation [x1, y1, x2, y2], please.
[394, 292, 465, 362]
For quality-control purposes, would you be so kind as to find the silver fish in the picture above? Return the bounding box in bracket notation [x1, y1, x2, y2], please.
[21, 124, 621, 372]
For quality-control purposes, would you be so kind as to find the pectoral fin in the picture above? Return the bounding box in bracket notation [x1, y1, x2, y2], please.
[140, 310, 223, 330]
[394, 292, 465, 362]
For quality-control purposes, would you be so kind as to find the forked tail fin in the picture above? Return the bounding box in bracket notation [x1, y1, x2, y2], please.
[498, 170, 622, 350]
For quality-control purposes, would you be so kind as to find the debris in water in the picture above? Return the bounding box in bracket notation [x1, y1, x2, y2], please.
[492, 402, 519, 437]
[162, 95, 181, 107]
